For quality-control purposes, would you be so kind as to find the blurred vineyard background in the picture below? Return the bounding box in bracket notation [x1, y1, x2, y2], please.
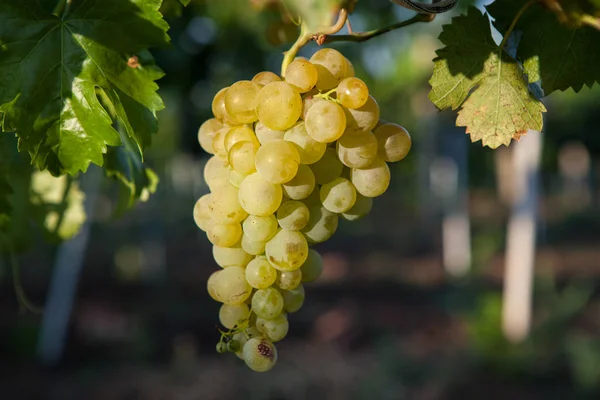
[1, 0, 600, 399]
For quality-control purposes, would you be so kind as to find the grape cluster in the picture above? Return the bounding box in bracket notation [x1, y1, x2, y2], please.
[194, 48, 411, 372]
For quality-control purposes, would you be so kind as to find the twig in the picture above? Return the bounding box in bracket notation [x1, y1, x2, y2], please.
[322, 13, 435, 44]
[499, 0, 535, 50]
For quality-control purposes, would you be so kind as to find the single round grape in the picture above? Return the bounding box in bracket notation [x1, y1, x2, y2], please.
[224, 80, 260, 124]
[276, 200, 310, 231]
[238, 172, 283, 216]
[256, 314, 289, 342]
[344, 95, 380, 135]
[265, 229, 308, 271]
[228, 168, 248, 188]
[300, 88, 323, 120]
[310, 48, 348, 91]
[373, 123, 412, 162]
[212, 87, 234, 124]
[242, 337, 278, 372]
[193, 193, 212, 232]
[224, 125, 259, 151]
[232, 331, 249, 359]
[301, 204, 338, 244]
[255, 121, 285, 144]
[213, 241, 252, 268]
[252, 288, 284, 319]
[336, 131, 378, 168]
[252, 71, 281, 86]
[209, 266, 252, 305]
[243, 214, 278, 243]
[255, 139, 300, 184]
[207, 223, 242, 247]
[207, 270, 222, 302]
[280, 285, 305, 313]
[320, 177, 357, 213]
[211, 127, 229, 161]
[216, 342, 227, 353]
[227, 340, 241, 353]
[209, 183, 247, 224]
[341, 193, 373, 221]
[204, 156, 229, 191]
[282, 164, 315, 200]
[241, 234, 267, 255]
[245, 256, 277, 289]
[337, 77, 369, 109]
[310, 148, 343, 185]
[256, 81, 302, 131]
[219, 303, 250, 329]
[300, 249, 323, 282]
[351, 158, 391, 197]
[276, 269, 302, 290]
[305, 100, 346, 143]
[283, 122, 327, 164]
[285, 58, 318, 93]
[198, 118, 222, 154]
[228, 140, 259, 175]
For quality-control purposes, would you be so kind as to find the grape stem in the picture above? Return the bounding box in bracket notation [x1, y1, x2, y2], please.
[280, 9, 349, 77]
[498, 0, 535, 50]
[322, 13, 435, 44]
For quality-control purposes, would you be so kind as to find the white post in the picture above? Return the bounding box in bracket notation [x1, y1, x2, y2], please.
[502, 130, 542, 343]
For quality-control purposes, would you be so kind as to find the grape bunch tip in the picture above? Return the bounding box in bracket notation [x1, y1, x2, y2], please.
[194, 47, 412, 372]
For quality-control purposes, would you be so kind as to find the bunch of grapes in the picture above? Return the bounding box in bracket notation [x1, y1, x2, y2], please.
[194, 48, 411, 372]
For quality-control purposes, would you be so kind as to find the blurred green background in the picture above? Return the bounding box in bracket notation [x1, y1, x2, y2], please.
[1, 0, 599, 399]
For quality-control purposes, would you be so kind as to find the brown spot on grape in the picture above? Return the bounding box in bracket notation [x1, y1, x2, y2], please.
[286, 243, 300, 253]
[257, 341, 274, 359]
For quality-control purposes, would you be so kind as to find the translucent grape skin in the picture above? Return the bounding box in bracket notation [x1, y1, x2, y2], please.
[336, 131, 378, 168]
[212, 87, 234, 124]
[310, 48, 348, 91]
[350, 158, 391, 197]
[213, 241, 252, 268]
[241, 234, 267, 255]
[276, 269, 302, 290]
[212, 127, 229, 160]
[252, 71, 281, 86]
[243, 337, 278, 372]
[204, 156, 229, 190]
[255, 122, 285, 144]
[224, 80, 260, 124]
[208, 266, 252, 305]
[301, 204, 339, 244]
[283, 122, 327, 165]
[193, 194, 212, 232]
[280, 285, 305, 313]
[224, 125, 259, 151]
[285, 58, 318, 93]
[344, 95, 380, 135]
[256, 314, 289, 342]
[276, 200, 310, 231]
[265, 229, 309, 271]
[198, 118, 222, 154]
[229, 169, 248, 188]
[337, 77, 369, 109]
[229, 140, 259, 175]
[300, 249, 323, 282]
[219, 303, 250, 329]
[245, 256, 278, 289]
[207, 222, 242, 247]
[341, 193, 373, 221]
[305, 100, 347, 143]
[255, 139, 300, 184]
[243, 214, 278, 243]
[256, 81, 302, 131]
[373, 123, 412, 162]
[319, 177, 357, 213]
[282, 164, 316, 200]
[300, 88, 323, 120]
[310, 148, 344, 185]
[209, 183, 248, 224]
[238, 172, 283, 216]
[252, 287, 284, 319]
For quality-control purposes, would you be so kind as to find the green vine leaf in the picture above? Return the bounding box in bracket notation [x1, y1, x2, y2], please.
[429, 7, 546, 148]
[0, 0, 169, 176]
[0, 133, 15, 232]
[487, 0, 600, 95]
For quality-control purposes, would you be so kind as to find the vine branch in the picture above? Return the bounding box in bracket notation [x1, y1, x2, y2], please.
[499, 0, 535, 50]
